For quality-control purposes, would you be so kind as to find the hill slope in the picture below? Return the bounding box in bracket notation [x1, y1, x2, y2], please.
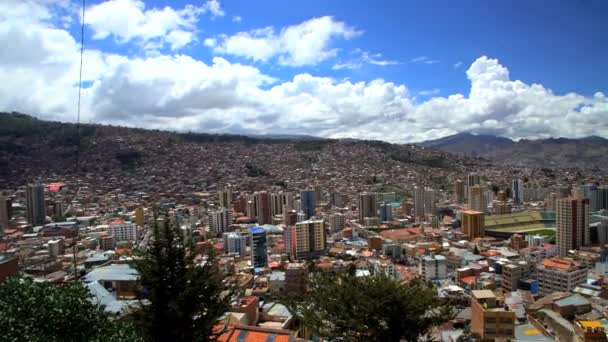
[0, 112, 487, 191]
[421, 132, 608, 169]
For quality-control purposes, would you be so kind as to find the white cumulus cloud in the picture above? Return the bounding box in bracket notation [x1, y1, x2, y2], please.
[210, 16, 362, 66]
[0, 1, 607, 144]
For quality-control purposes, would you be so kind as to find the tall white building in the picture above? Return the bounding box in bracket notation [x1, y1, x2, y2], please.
[556, 197, 590, 257]
[223, 232, 247, 256]
[208, 207, 232, 235]
[419, 255, 447, 281]
[110, 219, 138, 243]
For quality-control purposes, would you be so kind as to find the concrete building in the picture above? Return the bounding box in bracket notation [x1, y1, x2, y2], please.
[289, 220, 326, 259]
[327, 213, 345, 233]
[285, 263, 306, 293]
[469, 185, 486, 213]
[26, 183, 46, 226]
[250, 227, 268, 268]
[218, 188, 232, 209]
[379, 202, 392, 222]
[537, 258, 587, 295]
[414, 186, 425, 219]
[209, 207, 232, 235]
[134, 207, 144, 227]
[47, 239, 65, 257]
[254, 191, 271, 225]
[502, 261, 532, 292]
[462, 210, 484, 240]
[556, 197, 590, 256]
[424, 188, 436, 216]
[599, 186, 608, 211]
[330, 192, 345, 208]
[454, 180, 465, 204]
[357, 192, 377, 223]
[419, 254, 447, 281]
[467, 172, 481, 201]
[512, 178, 524, 205]
[471, 290, 516, 341]
[0, 194, 8, 232]
[223, 232, 247, 256]
[110, 219, 137, 243]
[300, 190, 316, 220]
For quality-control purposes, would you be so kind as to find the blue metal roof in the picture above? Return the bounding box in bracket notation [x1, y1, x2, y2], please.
[250, 227, 265, 234]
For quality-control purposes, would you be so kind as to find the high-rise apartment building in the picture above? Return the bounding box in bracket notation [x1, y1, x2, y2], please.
[0, 194, 8, 232]
[414, 186, 425, 219]
[454, 180, 465, 204]
[598, 186, 608, 211]
[330, 192, 345, 208]
[579, 184, 599, 211]
[328, 213, 345, 232]
[512, 179, 524, 205]
[537, 258, 587, 295]
[218, 188, 232, 209]
[270, 193, 283, 218]
[462, 210, 484, 240]
[300, 190, 316, 220]
[380, 202, 393, 222]
[209, 207, 232, 235]
[26, 183, 46, 226]
[223, 232, 247, 256]
[254, 191, 271, 225]
[467, 172, 481, 201]
[556, 197, 590, 257]
[314, 188, 322, 203]
[424, 188, 436, 216]
[110, 219, 138, 242]
[288, 220, 326, 259]
[469, 185, 486, 213]
[250, 227, 268, 268]
[357, 192, 377, 223]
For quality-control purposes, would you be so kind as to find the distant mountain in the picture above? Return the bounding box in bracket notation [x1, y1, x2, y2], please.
[245, 133, 323, 140]
[420, 132, 608, 169]
[421, 132, 514, 157]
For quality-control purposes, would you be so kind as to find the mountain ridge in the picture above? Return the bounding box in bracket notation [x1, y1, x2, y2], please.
[420, 132, 608, 169]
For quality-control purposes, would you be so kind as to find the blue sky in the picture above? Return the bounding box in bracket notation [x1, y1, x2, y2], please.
[76, 0, 608, 97]
[1, 0, 607, 142]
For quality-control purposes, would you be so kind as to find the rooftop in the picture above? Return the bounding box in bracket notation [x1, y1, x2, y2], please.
[82, 264, 139, 283]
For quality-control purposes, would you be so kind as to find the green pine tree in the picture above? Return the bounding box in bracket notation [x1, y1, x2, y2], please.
[130, 218, 233, 342]
[281, 272, 454, 341]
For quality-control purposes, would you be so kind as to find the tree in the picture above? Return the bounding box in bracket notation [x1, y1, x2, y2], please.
[131, 219, 232, 342]
[0, 278, 141, 342]
[281, 273, 454, 341]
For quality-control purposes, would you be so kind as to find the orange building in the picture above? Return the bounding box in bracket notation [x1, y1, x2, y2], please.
[462, 210, 485, 240]
[471, 290, 516, 341]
